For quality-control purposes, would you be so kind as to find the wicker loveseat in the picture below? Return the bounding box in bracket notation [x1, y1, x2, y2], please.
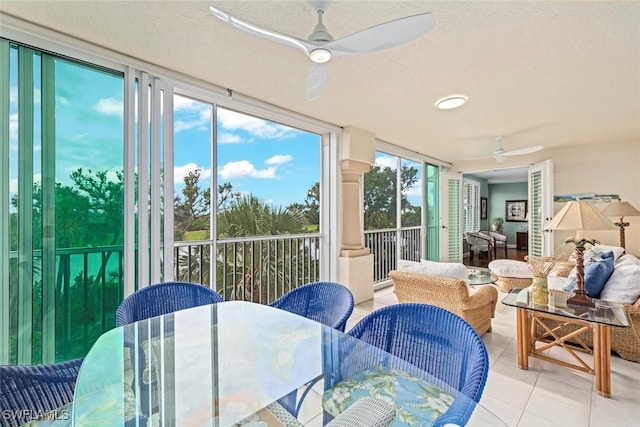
[389, 270, 498, 336]
[541, 293, 640, 362]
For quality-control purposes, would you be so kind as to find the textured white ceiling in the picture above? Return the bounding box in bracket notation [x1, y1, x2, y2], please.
[2, 1, 639, 171]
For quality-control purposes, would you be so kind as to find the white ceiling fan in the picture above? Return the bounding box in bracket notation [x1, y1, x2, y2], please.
[460, 136, 544, 163]
[209, 2, 435, 101]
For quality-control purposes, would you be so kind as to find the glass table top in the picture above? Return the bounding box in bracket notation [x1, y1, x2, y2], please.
[72, 301, 506, 426]
[501, 288, 631, 327]
[467, 268, 497, 286]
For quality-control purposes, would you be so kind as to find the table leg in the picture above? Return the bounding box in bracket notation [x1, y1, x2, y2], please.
[593, 324, 612, 397]
[517, 308, 530, 369]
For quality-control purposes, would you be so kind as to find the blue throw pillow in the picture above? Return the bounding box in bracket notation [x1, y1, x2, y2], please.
[599, 250, 614, 260]
[585, 255, 615, 298]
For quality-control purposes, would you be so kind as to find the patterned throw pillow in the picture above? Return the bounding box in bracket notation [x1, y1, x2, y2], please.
[323, 366, 455, 426]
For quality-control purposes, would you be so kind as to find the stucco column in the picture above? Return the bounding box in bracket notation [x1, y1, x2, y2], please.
[340, 159, 371, 257]
[337, 126, 375, 303]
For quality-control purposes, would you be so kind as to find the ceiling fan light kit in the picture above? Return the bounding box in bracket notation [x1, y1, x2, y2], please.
[209, 4, 435, 100]
[309, 48, 332, 63]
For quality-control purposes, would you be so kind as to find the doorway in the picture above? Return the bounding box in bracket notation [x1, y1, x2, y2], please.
[461, 166, 528, 267]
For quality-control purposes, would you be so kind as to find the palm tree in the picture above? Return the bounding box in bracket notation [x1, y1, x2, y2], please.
[216, 195, 310, 304]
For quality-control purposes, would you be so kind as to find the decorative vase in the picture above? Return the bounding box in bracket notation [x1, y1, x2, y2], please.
[532, 276, 548, 305]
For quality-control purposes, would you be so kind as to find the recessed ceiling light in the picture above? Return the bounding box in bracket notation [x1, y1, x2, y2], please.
[436, 95, 467, 110]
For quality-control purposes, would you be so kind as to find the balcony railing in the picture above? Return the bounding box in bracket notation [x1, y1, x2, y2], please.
[174, 233, 321, 305]
[364, 226, 421, 283]
[7, 228, 422, 363]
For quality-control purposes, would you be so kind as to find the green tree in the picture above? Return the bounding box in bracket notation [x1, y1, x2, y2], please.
[216, 194, 308, 303]
[363, 164, 419, 230]
[174, 169, 211, 240]
[286, 181, 319, 230]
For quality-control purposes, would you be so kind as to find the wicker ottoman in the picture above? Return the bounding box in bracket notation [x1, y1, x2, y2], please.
[488, 259, 532, 292]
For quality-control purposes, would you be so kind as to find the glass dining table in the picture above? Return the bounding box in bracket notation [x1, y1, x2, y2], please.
[72, 301, 505, 426]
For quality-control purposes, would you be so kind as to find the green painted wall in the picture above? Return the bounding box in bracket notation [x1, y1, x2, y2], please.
[489, 182, 528, 246]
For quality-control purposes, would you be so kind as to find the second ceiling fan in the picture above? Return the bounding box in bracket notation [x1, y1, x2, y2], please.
[461, 136, 544, 163]
[209, 2, 435, 100]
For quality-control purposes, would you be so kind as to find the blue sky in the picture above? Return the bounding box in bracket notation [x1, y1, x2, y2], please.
[174, 96, 321, 207]
[8, 50, 418, 211]
[8, 52, 321, 209]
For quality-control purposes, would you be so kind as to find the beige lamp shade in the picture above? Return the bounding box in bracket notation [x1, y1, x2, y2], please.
[601, 199, 640, 249]
[602, 200, 640, 218]
[544, 201, 618, 232]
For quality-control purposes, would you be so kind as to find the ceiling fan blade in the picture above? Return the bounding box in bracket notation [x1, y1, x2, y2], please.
[209, 6, 313, 56]
[307, 62, 327, 101]
[457, 154, 494, 161]
[502, 145, 544, 156]
[325, 13, 435, 54]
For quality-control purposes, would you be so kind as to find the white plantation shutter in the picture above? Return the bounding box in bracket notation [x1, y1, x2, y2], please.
[442, 174, 462, 262]
[528, 160, 554, 257]
[464, 179, 480, 232]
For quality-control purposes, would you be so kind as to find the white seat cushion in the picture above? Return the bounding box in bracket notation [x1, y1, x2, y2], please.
[397, 259, 470, 294]
[488, 260, 532, 278]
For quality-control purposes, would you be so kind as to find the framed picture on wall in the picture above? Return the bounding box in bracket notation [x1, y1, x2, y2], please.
[480, 197, 487, 220]
[506, 200, 527, 222]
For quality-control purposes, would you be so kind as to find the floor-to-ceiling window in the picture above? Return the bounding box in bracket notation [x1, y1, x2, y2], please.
[2, 40, 124, 364]
[363, 151, 423, 283]
[1, 25, 336, 364]
[172, 100, 324, 304]
[214, 107, 323, 303]
[423, 163, 440, 260]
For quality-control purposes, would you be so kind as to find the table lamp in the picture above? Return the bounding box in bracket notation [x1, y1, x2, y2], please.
[601, 199, 640, 249]
[544, 201, 618, 306]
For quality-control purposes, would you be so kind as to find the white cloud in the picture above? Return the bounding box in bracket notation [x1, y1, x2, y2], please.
[174, 95, 203, 112]
[217, 108, 298, 140]
[173, 95, 211, 133]
[219, 160, 276, 180]
[375, 156, 397, 170]
[94, 98, 123, 116]
[217, 133, 242, 144]
[265, 154, 292, 165]
[56, 95, 69, 106]
[403, 182, 422, 197]
[10, 87, 17, 107]
[69, 133, 88, 142]
[174, 163, 212, 184]
[10, 113, 18, 144]
[174, 119, 198, 133]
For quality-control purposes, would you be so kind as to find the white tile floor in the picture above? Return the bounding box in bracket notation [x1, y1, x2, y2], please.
[347, 286, 640, 427]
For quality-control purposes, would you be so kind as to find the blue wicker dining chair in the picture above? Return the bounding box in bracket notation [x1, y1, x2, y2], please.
[268, 281, 355, 417]
[323, 303, 489, 426]
[115, 281, 223, 417]
[0, 358, 83, 427]
[115, 281, 224, 326]
[268, 281, 355, 332]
